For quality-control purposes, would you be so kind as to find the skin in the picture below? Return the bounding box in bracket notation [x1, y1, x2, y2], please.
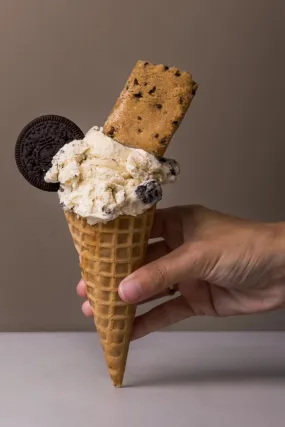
[77, 205, 285, 340]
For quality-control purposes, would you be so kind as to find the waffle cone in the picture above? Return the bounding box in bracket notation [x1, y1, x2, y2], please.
[64, 207, 155, 387]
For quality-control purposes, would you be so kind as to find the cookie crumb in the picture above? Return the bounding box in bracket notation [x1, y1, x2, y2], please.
[102, 206, 112, 215]
[135, 180, 162, 205]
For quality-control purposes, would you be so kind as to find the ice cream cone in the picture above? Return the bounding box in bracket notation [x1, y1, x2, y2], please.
[64, 206, 155, 387]
[14, 60, 197, 388]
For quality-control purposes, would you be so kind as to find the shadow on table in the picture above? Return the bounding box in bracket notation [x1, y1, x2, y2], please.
[128, 366, 285, 387]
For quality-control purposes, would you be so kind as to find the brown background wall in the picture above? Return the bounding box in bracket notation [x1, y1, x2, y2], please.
[1, 0, 285, 331]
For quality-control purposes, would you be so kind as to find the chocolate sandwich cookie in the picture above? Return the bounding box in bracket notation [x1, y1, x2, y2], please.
[15, 115, 84, 191]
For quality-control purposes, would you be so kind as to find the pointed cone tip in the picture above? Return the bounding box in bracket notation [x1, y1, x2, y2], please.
[111, 373, 124, 388]
[113, 382, 123, 388]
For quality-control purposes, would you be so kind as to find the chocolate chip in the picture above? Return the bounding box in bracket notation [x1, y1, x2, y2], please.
[179, 97, 184, 104]
[159, 156, 167, 162]
[155, 104, 162, 109]
[144, 82, 147, 86]
[138, 116, 142, 121]
[172, 120, 179, 126]
[134, 92, 143, 98]
[192, 81, 198, 96]
[175, 70, 181, 77]
[134, 78, 139, 85]
[160, 137, 167, 144]
[144, 62, 149, 66]
[164, 66, 169, 70]
[108, 126, 116, 136]
[148, 86, 156, 95]
[154, 133, 159, 138]
[126, 85, 129, 90]
[138, 128, 142, 133]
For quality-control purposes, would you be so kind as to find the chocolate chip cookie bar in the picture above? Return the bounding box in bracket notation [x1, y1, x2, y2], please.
[103, 60, 198, 156]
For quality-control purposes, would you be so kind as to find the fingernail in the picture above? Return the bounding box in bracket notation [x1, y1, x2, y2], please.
[119, 279, 142, 302]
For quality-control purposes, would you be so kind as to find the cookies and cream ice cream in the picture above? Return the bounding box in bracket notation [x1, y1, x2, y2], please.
[44, 126, 179, 224]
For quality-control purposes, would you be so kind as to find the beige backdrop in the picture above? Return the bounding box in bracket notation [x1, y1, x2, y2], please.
[1, 0, 285, 331]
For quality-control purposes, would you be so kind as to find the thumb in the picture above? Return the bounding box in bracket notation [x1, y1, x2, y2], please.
[118, 242, 208, 303]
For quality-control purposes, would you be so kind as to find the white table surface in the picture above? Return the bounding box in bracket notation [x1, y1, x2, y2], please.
[1, 332, 285, 427]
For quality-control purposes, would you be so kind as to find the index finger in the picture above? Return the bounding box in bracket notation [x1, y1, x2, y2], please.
[150, 207, 180, 239]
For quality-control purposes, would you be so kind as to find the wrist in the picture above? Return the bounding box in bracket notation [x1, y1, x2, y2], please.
[270, 221, 285, 257]
[267, 222, 285, 307]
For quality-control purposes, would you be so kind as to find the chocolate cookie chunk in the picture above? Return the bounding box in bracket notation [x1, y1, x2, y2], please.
[103, 60, 198, 156]
[15, 115, 84, 191]
[135, 180, 162, 205]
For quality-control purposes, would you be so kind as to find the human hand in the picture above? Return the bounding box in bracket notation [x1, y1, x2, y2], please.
[77, 205, 285, 339]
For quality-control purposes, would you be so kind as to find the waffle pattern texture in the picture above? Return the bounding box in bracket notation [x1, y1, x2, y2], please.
[65, 207, 155, 386]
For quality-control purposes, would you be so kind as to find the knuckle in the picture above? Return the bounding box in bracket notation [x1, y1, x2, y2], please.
[147, 262, 169, 292]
